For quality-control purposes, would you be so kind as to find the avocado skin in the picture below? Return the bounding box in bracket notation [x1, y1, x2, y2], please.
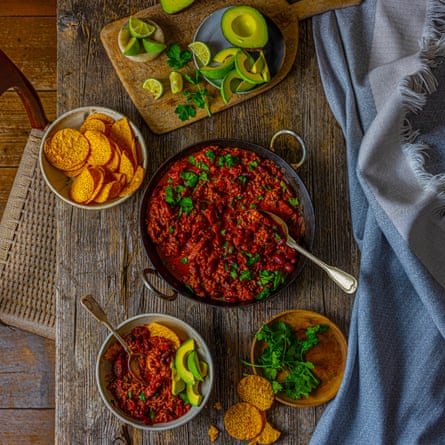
[160, 0, 195, 14]
[221, 6, 269, 49]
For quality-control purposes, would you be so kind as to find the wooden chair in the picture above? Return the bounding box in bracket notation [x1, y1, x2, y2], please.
[0, 48, 56, 340]
[0, 49, 47, 129]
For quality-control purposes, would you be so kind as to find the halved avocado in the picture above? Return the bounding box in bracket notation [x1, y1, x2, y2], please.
[221, 6, 269, 49]
[234, 50, 265, 85]
[174, 338, 195, 385]
[186, 381, 203, 407]
[160, 0, 195, 14]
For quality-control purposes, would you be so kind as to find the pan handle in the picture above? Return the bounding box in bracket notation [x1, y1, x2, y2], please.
[269, 129, 307, 169]
[141, 268, 178, 301]
[291, 0, 362, 21]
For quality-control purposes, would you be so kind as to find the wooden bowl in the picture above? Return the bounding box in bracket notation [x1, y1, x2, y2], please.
[250, 309, 347, 407]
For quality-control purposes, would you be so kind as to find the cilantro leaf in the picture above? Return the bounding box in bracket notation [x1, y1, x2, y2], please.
[167, 43, 192, 70]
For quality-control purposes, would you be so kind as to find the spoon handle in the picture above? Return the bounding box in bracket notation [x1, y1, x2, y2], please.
[287, 239, 358, 294]
[81, 294, 132, 355]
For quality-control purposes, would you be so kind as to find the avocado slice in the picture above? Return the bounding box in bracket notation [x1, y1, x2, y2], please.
[200, 56, 235, 80]
[160, 0, 195, 14]
[213, 47, 240, 64]
[221, 70, 243, 104]
[234, 50, 265, 85]
[187, 350, 206, 381]
[221, 6, 269, 49]
[171, 365, 186, 395]
[174, 338, 196, 385]
[186, 381, 203, 407]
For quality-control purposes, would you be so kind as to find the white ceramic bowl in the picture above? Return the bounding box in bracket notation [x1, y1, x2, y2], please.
[96, 313, 214, 431]
[39, 106, 148, 210]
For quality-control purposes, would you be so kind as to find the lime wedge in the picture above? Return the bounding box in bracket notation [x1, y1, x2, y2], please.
[128, 16, 156, 39]
[142, 38, 167, 55]
[188, 41, 212, 67]
[142, 78, 164, 99]
[169, 71, 183, 94]
[123, 37, 141, 56]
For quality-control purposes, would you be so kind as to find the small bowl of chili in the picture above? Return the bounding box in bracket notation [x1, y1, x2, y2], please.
[96, 313, 214, 430]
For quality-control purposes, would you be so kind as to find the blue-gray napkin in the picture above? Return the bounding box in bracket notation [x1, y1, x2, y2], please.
[311, 1, 445, 443]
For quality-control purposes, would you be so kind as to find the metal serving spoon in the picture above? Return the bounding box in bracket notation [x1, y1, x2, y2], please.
[80, 294, 146, 385]
[261, 211, 358, 294]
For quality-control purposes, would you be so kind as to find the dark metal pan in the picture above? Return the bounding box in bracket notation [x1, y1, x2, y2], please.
[139, 130, 314, 307]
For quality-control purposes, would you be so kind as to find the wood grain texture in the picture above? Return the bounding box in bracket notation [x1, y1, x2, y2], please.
[0, 2, 56, 445]
[55, 1, 359, 444]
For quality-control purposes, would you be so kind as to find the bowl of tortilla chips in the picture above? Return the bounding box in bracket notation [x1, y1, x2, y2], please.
[39, 106, 148, 209]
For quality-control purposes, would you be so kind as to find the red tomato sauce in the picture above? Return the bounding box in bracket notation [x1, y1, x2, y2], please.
[145, 145, 304, 303]
[105, 326, 190, 425]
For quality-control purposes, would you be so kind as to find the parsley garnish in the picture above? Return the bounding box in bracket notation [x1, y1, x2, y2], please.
[167, 43, 192, 70]
[243, 322, 329, 399]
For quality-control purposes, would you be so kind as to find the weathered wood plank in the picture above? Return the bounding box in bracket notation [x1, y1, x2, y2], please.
[55, 1, 358, 444]
[0, 409, 54, 445]
[0, 0, 56, 17]
[0, 18, 56, 91]
[0, 325, 55, 409]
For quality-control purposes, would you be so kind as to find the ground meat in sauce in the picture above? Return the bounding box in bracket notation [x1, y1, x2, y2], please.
[145, 145, 305, 303]
[105, 326, 190, 425]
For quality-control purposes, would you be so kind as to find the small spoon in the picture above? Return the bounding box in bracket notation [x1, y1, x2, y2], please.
[80, 294, 147, 385]
[261, 211, 358, 294]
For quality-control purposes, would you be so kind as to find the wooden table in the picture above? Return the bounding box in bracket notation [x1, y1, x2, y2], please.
[55, 1, 359, 443]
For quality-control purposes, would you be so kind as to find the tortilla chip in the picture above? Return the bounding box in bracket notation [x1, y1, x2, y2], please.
[237, 375, 275, 411]
[118, 165, 144, 197]
[253, 421, 281, 445]
[86, 112, 115, 124]
[84, 130, 113, 166]
[105, 141, 121, 172]
[119, 150, 135, 184]
[80, 118, 107, 134]
[110, 117, 138, 165]
[44, 128, 90, 171]
[224, 402, 264, 440]
[70, 166, 104, 203]
[146, 322, 181, 350]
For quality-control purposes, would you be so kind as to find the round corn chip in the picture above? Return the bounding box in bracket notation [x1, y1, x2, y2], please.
[253, 421, 281, 445]
[63, 163, 87, 178]
[146, 322, 181, 350]
[44, 128, 90, 171]
[84, 167, 106, 204]
[118, 165, 144, 197]
[70, 166, 104, 203]
[93, 181, 116, 204]
[84, 130, 113, 166]
[237, 375, 275, 411]
[224, 402, 264, 440]
[86, 112, 115, 124]
[80, 118, 107, 134]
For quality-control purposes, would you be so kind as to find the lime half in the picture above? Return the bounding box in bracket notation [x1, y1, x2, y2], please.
[142, 78, 164, 99]
[188, 41, 212, 67]
[128, 16, 156, 39]
[169, 71, 183, 94]
[123, 37, 141, 56]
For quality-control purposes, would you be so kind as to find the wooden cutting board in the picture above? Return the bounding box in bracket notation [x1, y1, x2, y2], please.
[100, 0, 360, 134]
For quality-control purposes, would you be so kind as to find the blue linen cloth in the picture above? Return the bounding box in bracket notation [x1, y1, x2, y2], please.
[311, 1, 445, 443]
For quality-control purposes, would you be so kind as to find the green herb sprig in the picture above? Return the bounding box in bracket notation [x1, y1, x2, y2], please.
[243, 321, 329, 399]
[166, 43, 212, 121]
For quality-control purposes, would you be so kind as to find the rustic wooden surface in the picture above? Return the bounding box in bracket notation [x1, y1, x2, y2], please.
[56, 0, 359, 444]
[101, 0, 360, 134]
[0, 1, 56, 444]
